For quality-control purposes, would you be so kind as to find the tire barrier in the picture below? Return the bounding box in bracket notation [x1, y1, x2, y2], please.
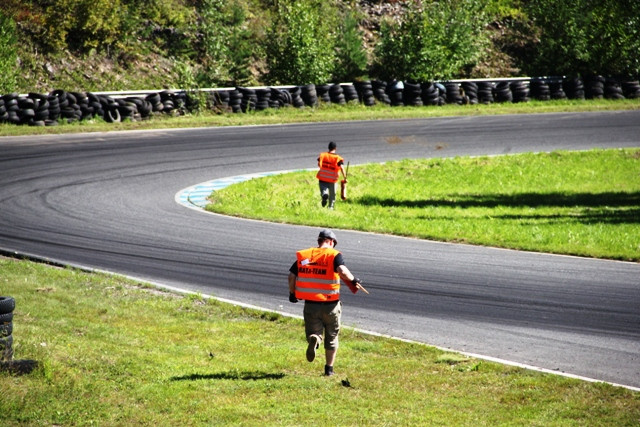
[530, 79, 551, 100]
[371, 80, 391, 104]
[387, 81, 404, 106]
[342, 84, 359, 103]
[403, 81, 423, 106]
[494, 81, 513, 103]
[2, 75, 637, 126]
[0, 296, 40, 375]
[354, 81, 375, 106]
[510, 81, 530, 103]
[300, 84, 318, 107]
[445, 82, 463, 105]
[0, 296, 15, 362]
[461, 81, 478, 105]
[621, 80, 640, 99]
[605, 78, 625, 100]
[477, 81, 494, 104]
[329, 83, 346, 105]
[563, 77, 585, 100]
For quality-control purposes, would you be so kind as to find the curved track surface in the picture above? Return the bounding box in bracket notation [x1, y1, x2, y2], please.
[1, 111, 639, 389]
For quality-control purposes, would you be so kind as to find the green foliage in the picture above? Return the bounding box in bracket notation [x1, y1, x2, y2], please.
[37, 0, 127, 52]
[587, 1, 640, 78]
[1, 0, 639, 91]
[373, 0, 491, 81]
[333, 10, 369, 82]
[174, 60, 208, 112]
[199, 0, 254, 86]
[522, 0, 591, 76]
[522, 0, 640, 77]
[0, 11, 18, 93]
[266, 0, 337, 85]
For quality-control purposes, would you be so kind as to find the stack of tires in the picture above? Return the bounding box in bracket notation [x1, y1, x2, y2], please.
[372, 80, 391, 104]
[494, 81, 513, 103]
[342, 84, 359, 103]
[604, 78, 625, 99]
[300, 84, 318, 107]
[329, 84, 346, 105]
[289, 86, 306, 108]
[160, 90, 186, 113]
[510, 81, 530, 103]
[563, 77, 585, 99]
[255, 89, 272, 110]
[403, 81, 423, 106]
[209, 90, 230, 111]
[621, 80, 640, 98]
[530, 79, 551, 100]
[354, 81, 375, 106]
[228, 89, 243, 113]
[477, 81, 494, 104]
[445, 83, 463, 105]
[549, 81, 567, 99]
[461, 82, 478, 104]
[585, 76, 605, 99]
[421, 82, 440, 106]
[0, 296, 14, 362]
[387, 81, 404, 106]
[145, 92, 164, 112]
[316, 84, 331, 103]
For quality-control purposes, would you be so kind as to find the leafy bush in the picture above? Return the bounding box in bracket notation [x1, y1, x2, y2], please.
[333, 10, 369, 82]
[199, 0, 254, 86]
[522, 0, 640, 77]
[373, 0, 491, 81]
[266, 0, 337, 85]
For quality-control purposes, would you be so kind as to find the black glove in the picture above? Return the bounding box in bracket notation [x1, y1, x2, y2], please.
[289, 292, 298, 303]
[348, 278, 361, 294]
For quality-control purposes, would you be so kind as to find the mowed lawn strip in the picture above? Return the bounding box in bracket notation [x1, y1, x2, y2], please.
[207, 148, 640, 262]
[1, 258, 639, 425]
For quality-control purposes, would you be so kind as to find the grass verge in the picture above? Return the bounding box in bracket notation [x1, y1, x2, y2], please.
[1, 258, 639, 425]
[207, 148, 640, 262]
[1, 98, 639, 137]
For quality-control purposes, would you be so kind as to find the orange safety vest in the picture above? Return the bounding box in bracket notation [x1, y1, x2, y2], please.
[316, 152, 343, 183]
[295, 247, 341, 302]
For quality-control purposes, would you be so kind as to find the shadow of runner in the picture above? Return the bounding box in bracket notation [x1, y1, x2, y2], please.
[357, 191, 640, 224]
[170, 371, 285, 381]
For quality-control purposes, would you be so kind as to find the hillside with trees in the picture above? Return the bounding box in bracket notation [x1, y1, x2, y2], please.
[0, 0, 639, 94]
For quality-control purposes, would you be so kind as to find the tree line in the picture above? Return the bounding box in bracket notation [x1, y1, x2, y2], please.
[1, 0, 639, 93]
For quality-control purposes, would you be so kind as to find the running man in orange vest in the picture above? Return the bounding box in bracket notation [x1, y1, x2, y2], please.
[288, 229, 363, 376]
[316, 141, 347, 209]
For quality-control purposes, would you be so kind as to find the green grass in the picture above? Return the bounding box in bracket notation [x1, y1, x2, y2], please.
[1, 258, 639, 425]
[1, 98, 639, 137]
[207, 149, 640, 262]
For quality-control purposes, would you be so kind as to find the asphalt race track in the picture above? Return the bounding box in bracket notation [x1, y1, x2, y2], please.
[1, 111, 639, 389]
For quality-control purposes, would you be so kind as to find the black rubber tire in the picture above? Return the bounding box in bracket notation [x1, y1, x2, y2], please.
[105, 107, 121, 123]
[0, 297, 15, 314]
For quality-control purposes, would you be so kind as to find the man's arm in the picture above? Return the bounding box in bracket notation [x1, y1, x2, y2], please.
[337, 265, 356, 284]
[288, 272, 297, 294]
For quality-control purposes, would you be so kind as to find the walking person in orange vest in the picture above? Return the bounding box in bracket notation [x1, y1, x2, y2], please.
[316, 141, 347, 209]
[288, 229, 364, 376]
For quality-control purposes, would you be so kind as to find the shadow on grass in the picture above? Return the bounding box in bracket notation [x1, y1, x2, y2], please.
[356, 191, 640, 224]
[171, 370, 285, 382]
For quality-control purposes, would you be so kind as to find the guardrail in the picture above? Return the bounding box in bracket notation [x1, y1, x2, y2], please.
[1, 76, 638, 127]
